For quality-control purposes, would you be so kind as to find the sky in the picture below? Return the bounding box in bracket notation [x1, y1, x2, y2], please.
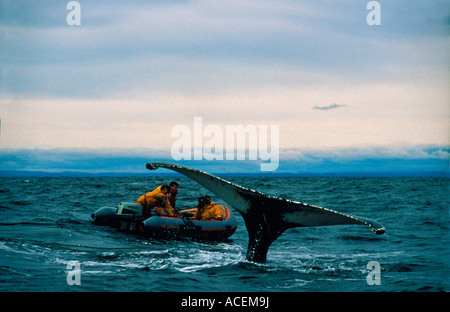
[0, 0, 449, 174]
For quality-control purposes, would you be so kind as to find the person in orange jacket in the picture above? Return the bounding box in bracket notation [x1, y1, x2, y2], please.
[193, 196, 223, 220]
[137, 185, 175, 218]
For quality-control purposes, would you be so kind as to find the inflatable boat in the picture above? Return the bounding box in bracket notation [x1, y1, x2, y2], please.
[91, 202, 237, 241]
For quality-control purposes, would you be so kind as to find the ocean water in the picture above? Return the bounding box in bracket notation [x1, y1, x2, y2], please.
[0, 176, 448, 292]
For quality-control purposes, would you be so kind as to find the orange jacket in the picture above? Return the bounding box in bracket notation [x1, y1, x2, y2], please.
[137, 185, 165, 208]
[137, 186, 175, 217]
[193, 202, 223, 220]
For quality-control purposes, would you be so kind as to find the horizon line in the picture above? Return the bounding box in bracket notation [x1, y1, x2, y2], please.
[0, 169, 448, 178]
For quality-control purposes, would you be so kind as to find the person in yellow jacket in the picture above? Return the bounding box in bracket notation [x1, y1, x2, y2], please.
[193, 196, 224, 220]
[137, 185, 175, 218]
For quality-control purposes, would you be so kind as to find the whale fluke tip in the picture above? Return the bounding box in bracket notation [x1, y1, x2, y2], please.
[146, 162, 157, 170]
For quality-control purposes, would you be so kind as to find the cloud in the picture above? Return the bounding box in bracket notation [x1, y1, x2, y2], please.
[281, 145, 450, 161]
[0, 145, 448, 176]
[312, 103, 347, 111]
[1, 1, 448, 153]
[2, 0, 448, 101]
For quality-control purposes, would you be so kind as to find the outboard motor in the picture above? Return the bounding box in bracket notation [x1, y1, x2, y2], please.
[114, 202, 143, 231]
[115, 202, 142, 216]
[92, 202, 143, 230]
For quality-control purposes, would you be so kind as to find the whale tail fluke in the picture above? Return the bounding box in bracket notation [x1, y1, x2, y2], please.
[146, 161, 385, 262]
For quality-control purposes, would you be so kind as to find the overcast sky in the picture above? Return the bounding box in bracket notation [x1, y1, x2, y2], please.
[1, 1, 448, 159]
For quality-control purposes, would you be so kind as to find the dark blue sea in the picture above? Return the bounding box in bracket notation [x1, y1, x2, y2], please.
[1, 176, 448, 293]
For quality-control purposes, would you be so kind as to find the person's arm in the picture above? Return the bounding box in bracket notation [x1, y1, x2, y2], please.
[162, 194, 175, 216]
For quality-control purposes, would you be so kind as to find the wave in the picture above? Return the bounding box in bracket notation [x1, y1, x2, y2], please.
[1, 176, 447, 291]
